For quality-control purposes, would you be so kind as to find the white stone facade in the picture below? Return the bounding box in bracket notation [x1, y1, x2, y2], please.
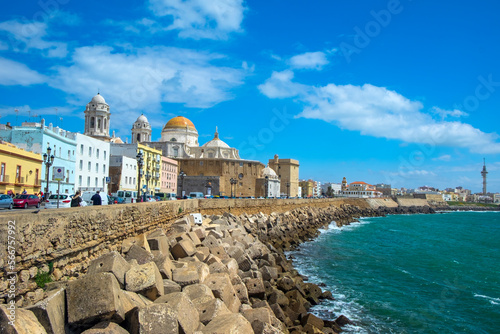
[84, 94, 110, 140]
[75, 133, 110, 193]
[110, 156, 137, 191]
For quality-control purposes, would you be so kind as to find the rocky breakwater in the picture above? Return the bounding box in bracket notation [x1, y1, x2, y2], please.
[1, 203, 434, 334]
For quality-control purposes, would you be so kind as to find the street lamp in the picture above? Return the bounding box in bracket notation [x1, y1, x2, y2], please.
[145, 172, 151, 201]
[136, 151, 143, 203]
[230, 178, 237, 198]
[179, 171, 186, 198]
[43, 146, 54, 200]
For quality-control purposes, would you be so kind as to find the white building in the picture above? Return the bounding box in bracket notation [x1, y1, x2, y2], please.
[261, 165, 280, 198]
[74, 133, 110, 193]
[109, 156, 137, 192]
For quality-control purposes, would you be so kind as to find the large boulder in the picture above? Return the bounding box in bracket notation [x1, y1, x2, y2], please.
[195, 298, 231, 326]
[128, 304, 178, 334]
[26, 288, 65, 334]
[87, 251, 131, 287]
[204, 273, 241, 313]
[125, 262, 164, 301]
[80, 321, 129, 334]
[66, 273, 125, 329]
[154, 292, 200, 334]
[201, 313, 253, 334]
[0, 305, 47, 334]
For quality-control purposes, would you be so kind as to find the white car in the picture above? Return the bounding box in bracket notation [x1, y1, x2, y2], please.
[44, 194, 73, 209]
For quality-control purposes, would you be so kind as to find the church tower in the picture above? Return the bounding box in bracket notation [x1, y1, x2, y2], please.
[481, 158, 488, 195]
[341, 177, 348, 192]
[84, 93, 111, 140]
[132, 114, 152, 143]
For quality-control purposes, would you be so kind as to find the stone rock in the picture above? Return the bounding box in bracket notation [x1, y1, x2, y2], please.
[81, 321, 129, 334]
[66, 272, 125, 329]
[335, 314, 354, 327]
[146, 234, 170, 258]
[153, 254, 174, 280]
[163, 280, 182, 295]
[171, 239, 197, 259]
[236, 254, 253, 272]
[0, 305, 47, 334]
[233, 283, 249, 304]
[128, 304, 178, 334]
[277, 276, 295, 292]
[245, 277, 266, 299]
[187, 231, 202, 246]
[301, 313, 324, 330]
[222, 258, 239, 278]
[88, 251, 131, 287]
[195, 298, 231, 325]
[201, 235, 220, 249]
[268, 289, 289, 307]
[122, 234, 151, 254]
[172, 266, 200, 287]
[26, 288, 65, 334]
[209, 262, 229, 275]
[154, 292, 199, 334]
[125, 262, 164, 301]
[125, 245, 154, 265]
[183, 284, 215, 304]
[204, 273, 241, 313]
[201, 313, 253, 334]
[261, 266, 279, 281]
[209, 246, 229, 260]
[119, 290, 152, 317]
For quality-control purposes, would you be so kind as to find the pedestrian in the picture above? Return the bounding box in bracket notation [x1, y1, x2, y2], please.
[22, 188, 27, 194]
[71, 191, 83, 207]
[91, 191, 102, 205]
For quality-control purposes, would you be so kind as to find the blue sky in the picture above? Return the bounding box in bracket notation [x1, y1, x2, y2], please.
[1, 0, 500, 193]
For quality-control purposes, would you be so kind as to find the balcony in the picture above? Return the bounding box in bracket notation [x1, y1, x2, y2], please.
[14, 176, 24, 185]
[0, 175, 9, 184]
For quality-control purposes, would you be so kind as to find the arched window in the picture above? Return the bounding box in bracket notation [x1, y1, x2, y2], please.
[97, 118, 101, 130]
[170, 138, 177, 142]
[136, 134, 141, 142]
[90, 117, 95, 128]
[104, 118, 107, 129]
[173, 147, 179, 156]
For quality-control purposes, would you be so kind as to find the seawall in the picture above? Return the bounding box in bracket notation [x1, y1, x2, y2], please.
[0, 198, 434, 306]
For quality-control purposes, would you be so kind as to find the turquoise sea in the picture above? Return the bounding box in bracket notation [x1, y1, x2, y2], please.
[288, 211, 500, 334]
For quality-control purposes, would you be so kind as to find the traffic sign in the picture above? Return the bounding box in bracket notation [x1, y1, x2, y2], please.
[53, 167, 65, 181]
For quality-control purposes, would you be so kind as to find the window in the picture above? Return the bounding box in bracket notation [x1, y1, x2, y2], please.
[79, 160, 83, 170]
[104, 151, 107, 160]
[104, 118, 107, 129]
[16, 165, 21, 183]
[59, 147, 61, 157]
[88, 147, 92, 157]
[96, 149, 100, 159]
[125, 176, 128, 184]
[96, 163, 99, 173]
[68, 150, 71, 159]
[88, 162, 91, 171]
[133, 177, 136, 185]
[97, 118, 101, 130]
[78, 175, 82, 187]
[87, 176, 90, 187]
[103, 164, 106, 174]
[95, 177, 98, 187]
[80, 144, 84, 155]
[0, 163, 5, 182]
[35, 169, 39, 185]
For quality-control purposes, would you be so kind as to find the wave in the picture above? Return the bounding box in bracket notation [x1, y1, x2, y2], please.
[474, 294, 500, 305]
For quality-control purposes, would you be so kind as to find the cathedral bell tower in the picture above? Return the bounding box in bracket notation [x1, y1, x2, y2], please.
[84, 93, 111, 140]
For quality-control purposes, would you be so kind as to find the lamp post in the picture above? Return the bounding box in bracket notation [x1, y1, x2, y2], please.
[43, 147, 54, 201]
[145, 172, 151, 201]
[264, 176, 269, 198]
[136, 151, 143, 203]
[286, 182, 290, 198]
[179, 171, 186, 198]
[230, 178, 237, 198]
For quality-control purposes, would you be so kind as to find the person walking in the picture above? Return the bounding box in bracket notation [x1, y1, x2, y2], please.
[71, 191, 83, 207]
[91, 191, 102, 205]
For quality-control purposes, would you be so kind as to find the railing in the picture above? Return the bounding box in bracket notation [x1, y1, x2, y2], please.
[0, 175, 9, 183]
[14, 176, 24, 184]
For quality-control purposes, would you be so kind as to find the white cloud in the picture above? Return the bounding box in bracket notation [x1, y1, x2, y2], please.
[431, 107, 468, 119]
[0, 58, 46, 86]
[259, 70, 500, 154]
[49, 45, 245, 112]
[393, 170, 437, 177]
[289, 51, 329, 70]
[432, 154, 451, 162]
[0, 20, 67, 58]
[148, 0, 246, 39]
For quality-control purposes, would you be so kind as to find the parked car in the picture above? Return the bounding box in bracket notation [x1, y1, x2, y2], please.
[155, 192, 177, 201]
[45, 194, 72, 209]
[0, 194, 13, 210]
[108, 196, 125, 204]
[145, 195, 156, 202]
[81, 191, 109, 205]
[13, 194, 41, 209]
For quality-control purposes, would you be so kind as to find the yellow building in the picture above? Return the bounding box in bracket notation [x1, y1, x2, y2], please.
[0, 141, 43, 194]
[299, 179, 315, 198]
[137, 143, 162, 196]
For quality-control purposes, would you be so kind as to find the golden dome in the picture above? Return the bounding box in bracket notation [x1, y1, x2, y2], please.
[162, 116, 197, 132]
